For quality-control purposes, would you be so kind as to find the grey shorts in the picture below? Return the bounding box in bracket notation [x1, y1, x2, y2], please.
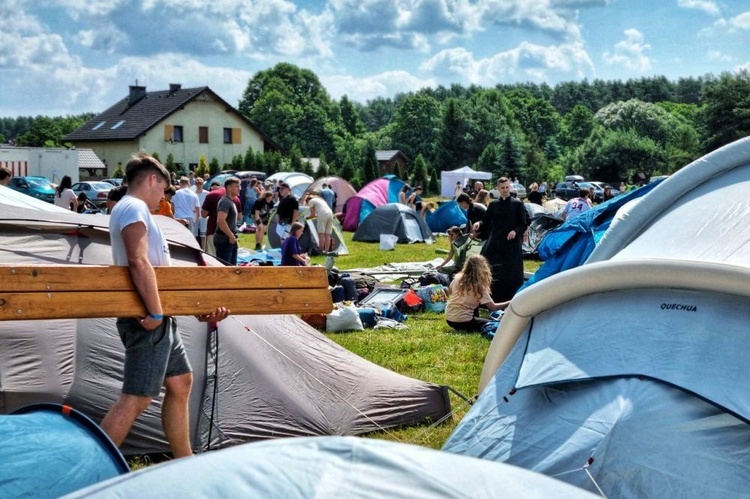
[116, 317, 192, 397]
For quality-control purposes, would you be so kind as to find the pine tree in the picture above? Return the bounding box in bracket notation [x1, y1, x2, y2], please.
[428, 168, 440, 196]
[362, 141, 379, 183]
[411, 154, 429, 188]
[317, 152, 330, 177]
[209, 157, 220, 175]
[244, 147, 256, 170]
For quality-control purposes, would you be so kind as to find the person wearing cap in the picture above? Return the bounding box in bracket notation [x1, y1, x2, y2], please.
[275, 182, 299, 241]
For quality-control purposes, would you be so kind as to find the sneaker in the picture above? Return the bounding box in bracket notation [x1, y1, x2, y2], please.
[255, 244, 262, 251]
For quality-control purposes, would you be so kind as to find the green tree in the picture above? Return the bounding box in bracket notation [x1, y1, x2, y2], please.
[165, 153, 177, 174]
[561, 105, 595, 149]
[302, 158, 314, 177]
[209, 156, 220, 175]
[231, 154, 243, 169]
[362, 141, 379, 183]
[339, 154, 356, 185]
[196, 155, 209, 178]
[391, 92, 442, 165]
[289, 145, 303, 172]
[317, 152, 330, 177]
[434, 98, 470, 171]
[428, 168, 440, 196]
[238, 63, 336, 157]
[339, 95, 365, 136]
[411, 154, 429, 188]
[476, 143, 500, 172]
[243, 147, 256, 170]
[594, 99, 675, 145]
[16, 117, 62, 147]
[573, 127, 665, 182]
[497, 134, 524, 181]
[700, 70, 750, 152]
[112, 164, 125, 178]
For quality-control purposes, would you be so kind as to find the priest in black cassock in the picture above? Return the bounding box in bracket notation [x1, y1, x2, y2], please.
[473, 177, 529, 302]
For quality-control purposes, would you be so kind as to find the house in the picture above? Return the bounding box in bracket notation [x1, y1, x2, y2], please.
[64, 84, 280, 176]
[376, 150, 409, 176]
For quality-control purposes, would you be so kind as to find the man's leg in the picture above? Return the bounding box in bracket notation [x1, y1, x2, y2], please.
[161, 372, 193, 458]
[100, 394, 152, 447]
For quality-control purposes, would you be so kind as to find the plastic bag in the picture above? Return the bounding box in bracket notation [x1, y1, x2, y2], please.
[379, 234, 398, 250]
[416, 284, 449, 313]
[326, 303, 364, 332]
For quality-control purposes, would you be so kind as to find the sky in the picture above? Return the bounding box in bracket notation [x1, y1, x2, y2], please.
[2, 0, 749, 117]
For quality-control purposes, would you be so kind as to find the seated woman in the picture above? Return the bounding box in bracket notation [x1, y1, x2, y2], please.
[445, 254, 509, 333]
[434, 226, 465, 277]
[281, 222, 310, 266]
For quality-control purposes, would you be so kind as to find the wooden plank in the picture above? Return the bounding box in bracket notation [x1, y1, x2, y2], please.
[0, 288, 333, 320]
[0, 265, 329, 292]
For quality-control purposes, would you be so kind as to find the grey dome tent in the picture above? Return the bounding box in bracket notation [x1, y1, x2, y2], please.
[353, 203, 434, 244]
[0, 189, 450, 455]
[443, 137, 750, 498]
[68, 436, 595, 498]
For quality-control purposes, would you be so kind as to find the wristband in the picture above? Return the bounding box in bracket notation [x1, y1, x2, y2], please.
[148, 314, 164, 320]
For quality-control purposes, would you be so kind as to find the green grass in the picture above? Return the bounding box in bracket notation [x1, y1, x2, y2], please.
[239, 226, 542, 450]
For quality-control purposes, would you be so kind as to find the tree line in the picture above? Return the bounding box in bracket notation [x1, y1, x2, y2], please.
[4, 64, 750, 193]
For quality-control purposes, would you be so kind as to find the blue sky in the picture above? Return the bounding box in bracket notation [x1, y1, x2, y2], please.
[2, 0, 749, 117]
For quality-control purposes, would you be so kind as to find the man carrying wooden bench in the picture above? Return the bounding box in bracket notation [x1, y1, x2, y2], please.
[100, 153, 229, 458]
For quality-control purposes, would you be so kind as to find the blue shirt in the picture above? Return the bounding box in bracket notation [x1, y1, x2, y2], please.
[281, 235, 303, 266]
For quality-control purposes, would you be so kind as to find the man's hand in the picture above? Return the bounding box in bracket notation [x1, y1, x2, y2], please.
[197, 307, 230, 323]
[507, 230, 517, 240]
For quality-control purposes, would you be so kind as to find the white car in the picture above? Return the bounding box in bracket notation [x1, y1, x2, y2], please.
[490, 182, 527, 200]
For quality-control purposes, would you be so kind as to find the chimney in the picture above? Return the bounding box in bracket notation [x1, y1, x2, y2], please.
[169, 83, 182, 94]
[128, 85, 147, 105]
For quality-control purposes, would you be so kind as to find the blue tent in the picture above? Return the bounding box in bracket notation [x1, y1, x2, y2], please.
[68, 436, 594, 498]
[443, 138, 750, 497]
[0, 404, 128, 498]
[425, 200, 467, 233]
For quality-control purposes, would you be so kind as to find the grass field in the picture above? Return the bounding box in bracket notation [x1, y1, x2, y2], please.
[238, 227, 542, 450]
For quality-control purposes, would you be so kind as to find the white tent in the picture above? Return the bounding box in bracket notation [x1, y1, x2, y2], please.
[440, 166, 492, 198]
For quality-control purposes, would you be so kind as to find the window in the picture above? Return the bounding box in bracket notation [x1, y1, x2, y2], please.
[111, 120, 125, 129]
[92, 121, 106, 130]
[173, 126, 184, 143]
[199, 126, 209, 144]
[223, 127, 241, 144]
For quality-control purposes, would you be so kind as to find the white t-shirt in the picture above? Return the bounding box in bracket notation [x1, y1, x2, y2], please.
[172, 187, 201, 220]
[54, 188, 77, 210]
[562, 197, 591, 220]
[110, 195, 171, 266]
[307, 196, 332, 217]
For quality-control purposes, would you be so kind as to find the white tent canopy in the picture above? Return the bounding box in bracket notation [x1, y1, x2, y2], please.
[440, 166, 492, 198]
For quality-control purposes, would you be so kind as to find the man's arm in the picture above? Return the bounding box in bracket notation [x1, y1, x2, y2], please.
[291, 209, 299, 225]
[216, 209, 237, 245]
[122, 223, 163, 327]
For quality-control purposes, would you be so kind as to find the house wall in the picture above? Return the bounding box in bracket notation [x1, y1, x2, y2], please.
[77, 94, 267, 176]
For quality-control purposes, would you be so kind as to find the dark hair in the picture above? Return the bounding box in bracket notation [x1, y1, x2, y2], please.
[290, 221, 305, 233]
[456, 193, 471, 204]
[224, 176, 240, 188]
[0, 166, 12, 181]
[125, 153, 170, 186]
[164, 185, 176, 196]
[107, 184, 128, 202]
[56, 175, 73, 196]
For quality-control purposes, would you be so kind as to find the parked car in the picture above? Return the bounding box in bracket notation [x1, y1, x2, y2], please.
[101, 178, 123, 186]
[586, 181, 621, 202]
[554, 181, 581, 201]
[72, 181, 112, 207]
[7, 176, 55, 203]
[205, 170, 266, 189]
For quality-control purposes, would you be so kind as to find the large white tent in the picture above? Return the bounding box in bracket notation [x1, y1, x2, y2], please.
[440, 166, 492, 198]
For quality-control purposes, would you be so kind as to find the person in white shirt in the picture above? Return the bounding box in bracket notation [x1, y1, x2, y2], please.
[172, 176, 201, 236]
[54, 176, 78, 211]
[561, 188, 592, 221]
[306, 192, 334, 253]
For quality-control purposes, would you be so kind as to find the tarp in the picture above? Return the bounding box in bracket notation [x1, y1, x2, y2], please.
[343, 176, 406, 231]
[0, 194, 451, 456]
[444, 137, 750, 498]
[440, 166, 492, 198]
[425, 200, 468, 233]
[0, 403, 128, 498]
[68, 436, 595, 498]
[352, 203, 434, 244]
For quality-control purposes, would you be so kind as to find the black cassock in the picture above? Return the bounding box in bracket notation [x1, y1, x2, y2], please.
[477, 196, 528, 302]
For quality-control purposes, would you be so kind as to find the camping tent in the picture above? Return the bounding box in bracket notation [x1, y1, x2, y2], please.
[440, 166, 492, 198]
[303, 176, 357, 214]
[352, 203, 434, 244]
[343, 176, 406, 231]
[0, 195, 450, 456]
[267, 172, 313, 199]
[68, 436, 595, 498]
[443, 137, 750, 497]
[0, 403, 128, 497]
[424, 200, 468, 233]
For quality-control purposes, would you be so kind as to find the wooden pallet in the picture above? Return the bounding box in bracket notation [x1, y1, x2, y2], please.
[0, 265, 333, 320]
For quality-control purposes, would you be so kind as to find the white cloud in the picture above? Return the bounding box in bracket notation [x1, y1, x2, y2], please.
[419, 41, 595, 85]
[322, 70, 438, 103]
[602, 28, 651, 72]
[707, 50, 732, 62]
[676, 0, 720, 16]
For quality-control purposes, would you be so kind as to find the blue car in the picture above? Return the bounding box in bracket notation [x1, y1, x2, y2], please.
[7, 176, 55, 203]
